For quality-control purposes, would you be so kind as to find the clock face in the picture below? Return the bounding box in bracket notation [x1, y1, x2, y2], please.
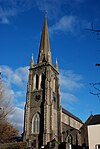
[35, 95, 41, 102]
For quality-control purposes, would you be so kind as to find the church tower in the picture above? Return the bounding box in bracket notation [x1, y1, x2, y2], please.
[23, 16, 61, 148]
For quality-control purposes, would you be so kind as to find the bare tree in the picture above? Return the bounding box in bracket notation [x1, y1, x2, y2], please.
[86, 24, 100, 98]
[86, 23, 100, 35]
[0, 73, 14, 121]
[0, 73, 19, 143]
[0, 121, 19, 143]
[96, 64, 100, 66]
[90, 82, 100, 99]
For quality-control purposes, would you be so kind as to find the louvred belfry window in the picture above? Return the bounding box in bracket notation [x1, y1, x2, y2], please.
[36, 75, 39, 89]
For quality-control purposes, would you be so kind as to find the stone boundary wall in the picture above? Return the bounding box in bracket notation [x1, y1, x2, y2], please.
[0, 142, 27, 149]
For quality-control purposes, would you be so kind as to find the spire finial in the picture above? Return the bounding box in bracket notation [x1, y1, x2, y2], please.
[31, 53, 33, 60]
[55, 58, 58, 71]
[45, 10, 48, 17]
[30, 53, 34, 68]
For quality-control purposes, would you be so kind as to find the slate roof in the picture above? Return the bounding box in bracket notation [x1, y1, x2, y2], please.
[62, 107, 83, 123]
[87, 114, 100, 125]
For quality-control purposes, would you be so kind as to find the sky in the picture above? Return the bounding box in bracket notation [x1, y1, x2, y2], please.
[0, 0, 100, 133]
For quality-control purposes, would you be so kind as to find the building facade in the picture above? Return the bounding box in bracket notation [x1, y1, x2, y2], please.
[23, 17, 84, 149]
[84, 114, 100, 149]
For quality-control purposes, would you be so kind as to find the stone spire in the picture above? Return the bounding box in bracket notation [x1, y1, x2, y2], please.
[30, 53, 34, 68]
[55, 58, 58, 71]
[37, 16, 52, 64]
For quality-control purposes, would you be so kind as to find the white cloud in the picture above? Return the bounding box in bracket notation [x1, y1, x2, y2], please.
[0, 0, 86, 24]
[49, 15, 90, 36]
[0, 65, 29, 87]
[0, 65, 29, 108]
[0, 17, 9, 24]
[35, 0, 85, 19]
[15, 66, 29, 85]
[0, 0, 34, 24]
[0, 65, 29, 133]
[61, 92, 77, 102]
[0, 4, 17, 24]
[59, 69, 84, 110]
[8, 107, 24, 133]
[50, 15, 77, 34]
[15, 91, 25, 98]
[59, 69, 84, 91]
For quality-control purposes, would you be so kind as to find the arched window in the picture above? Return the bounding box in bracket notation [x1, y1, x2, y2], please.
[68, 134, 73, 144]
[36, 75, 39, 89]
[33, 75, 36, 90]
[76, 134, 78, 145]
[39, 74, 42, 90]
[52, 78, 55, 92]
[32, 113, 40, 134]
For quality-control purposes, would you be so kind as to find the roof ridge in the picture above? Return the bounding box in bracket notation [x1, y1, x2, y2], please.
[62, 107, 83, 123]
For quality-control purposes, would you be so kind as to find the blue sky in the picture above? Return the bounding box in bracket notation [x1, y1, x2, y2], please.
[0, 0, 100, 133]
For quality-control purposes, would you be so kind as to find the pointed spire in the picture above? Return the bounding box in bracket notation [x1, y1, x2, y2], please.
[30, 53, 34, 68]
[55, 58, 58, 71]
[37, 16, 52, 64]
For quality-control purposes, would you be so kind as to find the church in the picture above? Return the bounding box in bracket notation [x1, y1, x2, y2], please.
[23, 16, 85, 149]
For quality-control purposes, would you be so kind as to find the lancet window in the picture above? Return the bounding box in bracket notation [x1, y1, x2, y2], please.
[32, 113, 40, 134]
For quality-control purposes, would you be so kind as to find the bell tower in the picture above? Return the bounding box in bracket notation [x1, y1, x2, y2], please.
[23, 16, 61, 148]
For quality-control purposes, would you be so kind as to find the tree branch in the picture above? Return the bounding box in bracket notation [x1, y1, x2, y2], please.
[90, 82, 100, 99]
